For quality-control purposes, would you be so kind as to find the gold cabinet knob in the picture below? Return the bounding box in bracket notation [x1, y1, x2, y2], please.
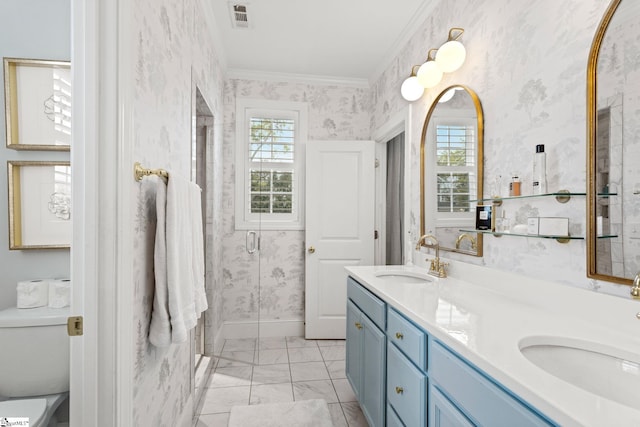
[355, 322, 363, 330]
[308, 246, 316, 254]
[395, 386, 404, 394]
[395, 332, 404, 340]
[636, 312, 640, 320]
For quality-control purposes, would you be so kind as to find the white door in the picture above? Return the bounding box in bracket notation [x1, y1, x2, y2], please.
[305, 140, 375, 339]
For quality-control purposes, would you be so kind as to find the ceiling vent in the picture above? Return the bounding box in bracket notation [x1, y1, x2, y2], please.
[230, 4, 250, 29]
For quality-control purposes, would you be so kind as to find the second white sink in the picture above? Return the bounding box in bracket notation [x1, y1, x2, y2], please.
[520, 336, 640, 410]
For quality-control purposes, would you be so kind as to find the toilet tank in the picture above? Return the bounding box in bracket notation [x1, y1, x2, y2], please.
[0, 306, 70, 397]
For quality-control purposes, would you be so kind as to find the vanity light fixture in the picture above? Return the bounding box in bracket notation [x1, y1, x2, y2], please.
[435, 28, 466, 73]
[416, 49, 443, 89]
[400, 65, 425, 102]
[400, 27, 467, 102]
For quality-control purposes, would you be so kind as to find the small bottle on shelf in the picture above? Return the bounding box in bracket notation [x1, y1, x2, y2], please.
[532, 144, 548, 194]
[509, 176, 521, 197]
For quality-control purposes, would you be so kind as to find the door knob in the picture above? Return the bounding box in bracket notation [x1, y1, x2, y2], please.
[308, 246, 316, 254]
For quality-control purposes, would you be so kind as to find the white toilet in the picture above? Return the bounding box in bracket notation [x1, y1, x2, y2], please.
[0, 305, 70, 426]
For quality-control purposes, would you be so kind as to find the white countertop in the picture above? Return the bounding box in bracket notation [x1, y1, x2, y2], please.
[345, 261, 640, 427]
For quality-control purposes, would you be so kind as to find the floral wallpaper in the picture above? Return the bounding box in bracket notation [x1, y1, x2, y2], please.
[221, 80, 372, 326]
[131, 0, 225, 425]
[371, 0, 631, 298]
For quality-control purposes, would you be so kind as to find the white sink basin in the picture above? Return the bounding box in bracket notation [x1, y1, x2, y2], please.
[373, 270, 432, 284]
[519, 336, 640, 410]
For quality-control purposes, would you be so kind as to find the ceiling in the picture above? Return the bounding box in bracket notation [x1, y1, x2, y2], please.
[209, 0, 434, 84]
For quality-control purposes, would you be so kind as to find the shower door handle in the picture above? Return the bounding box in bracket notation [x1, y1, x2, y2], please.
[246, 230, 257, 254]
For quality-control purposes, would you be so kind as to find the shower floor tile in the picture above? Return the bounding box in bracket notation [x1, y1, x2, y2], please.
[196, 336, 367, 427]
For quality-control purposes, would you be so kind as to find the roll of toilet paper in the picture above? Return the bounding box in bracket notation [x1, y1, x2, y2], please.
[48, 278, 71, 308]
[16, 279, 50, 308]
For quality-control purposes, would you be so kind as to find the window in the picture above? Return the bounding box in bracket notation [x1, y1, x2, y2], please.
[235, 100, 308, 230]
[432, 117, 477, 226]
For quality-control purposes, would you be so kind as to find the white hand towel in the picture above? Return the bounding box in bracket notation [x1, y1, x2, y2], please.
[147, 175, 172, 348]
[17, 280, 49, 308]
[165, 173, 207, 344]
[48, 279, 71, 308]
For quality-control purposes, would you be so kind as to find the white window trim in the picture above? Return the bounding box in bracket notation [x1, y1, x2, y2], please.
[235, 99, 308, 230]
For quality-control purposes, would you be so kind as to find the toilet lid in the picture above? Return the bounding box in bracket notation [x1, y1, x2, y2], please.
[0, 398, 46, 425]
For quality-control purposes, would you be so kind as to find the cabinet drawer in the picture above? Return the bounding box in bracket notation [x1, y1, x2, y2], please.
[347, 277, 385, 329]
[431, 342, 555, 427]
[387, 342, 427, 427]
[387, 307, 427, 370]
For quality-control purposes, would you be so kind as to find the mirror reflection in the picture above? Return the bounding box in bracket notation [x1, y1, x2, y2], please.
[588, 0, 639, 284]
[420, 85, 484, 256]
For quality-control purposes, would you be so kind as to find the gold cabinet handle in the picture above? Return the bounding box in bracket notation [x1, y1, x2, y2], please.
[395, 386, 404, 394]
[308, 246, 316, 254]
[395, 332, 404, 340]
[355, 322, 363, 330]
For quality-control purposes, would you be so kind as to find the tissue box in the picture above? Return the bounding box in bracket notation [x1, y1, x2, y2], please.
[528, 217, 569, 236]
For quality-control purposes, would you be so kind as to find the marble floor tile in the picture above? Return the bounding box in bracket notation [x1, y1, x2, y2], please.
[200, 386, 250, 414]
[249, 383, 294, 405]
[286, 336, 319, 348]
[288, 346, 323, 363]
[252, 364, 291, 385]
[332, 378, 357, 402]
[196, 413, 230, 427]
[327, 403, 348, 427]
[229, 399, 332, 427]
[290, 361, 330, 382]
[209, 366, 253, 388]
[341, 401, 368, 427]
[325, 360, 346, 379]
[256, 348, 289, 365]
[223, 338, 257, 352]
[292, 379, 339, 403]
[216, 350, 255, 368]
[317, 339, 346, 347]
[258, 336, 287, 350]
[320, 345, 345, 361]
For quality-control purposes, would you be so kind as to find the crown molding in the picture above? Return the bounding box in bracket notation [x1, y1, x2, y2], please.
[367, 1, 438, 86]
[227, 68, 370, 88]
[196, 0, 228, 75]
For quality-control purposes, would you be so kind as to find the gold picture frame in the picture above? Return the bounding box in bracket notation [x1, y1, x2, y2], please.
[8, 161, 72, 250]
[4, 58, 71, 151]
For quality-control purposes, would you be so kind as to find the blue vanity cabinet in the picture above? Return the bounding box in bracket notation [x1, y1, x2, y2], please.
[346, 279, 386, 427]
[430, 342, 557, 427]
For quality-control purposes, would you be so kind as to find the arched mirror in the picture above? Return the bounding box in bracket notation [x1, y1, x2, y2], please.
[587, 0, 639, 285]
[420, 85, 484, 256]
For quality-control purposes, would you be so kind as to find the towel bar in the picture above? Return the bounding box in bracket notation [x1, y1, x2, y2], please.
[134, 162, 169, 182]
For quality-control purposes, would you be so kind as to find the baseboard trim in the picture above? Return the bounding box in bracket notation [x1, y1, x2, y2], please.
[221, 319, 304, 339]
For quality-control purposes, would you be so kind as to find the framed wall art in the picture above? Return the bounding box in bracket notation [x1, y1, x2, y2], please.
[7, 161, 71, 249]
[4, 58, 71, 151]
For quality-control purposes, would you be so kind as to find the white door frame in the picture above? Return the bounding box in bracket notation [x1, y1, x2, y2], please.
[372, 106, 412, 266]
[71, 0, 134, 425]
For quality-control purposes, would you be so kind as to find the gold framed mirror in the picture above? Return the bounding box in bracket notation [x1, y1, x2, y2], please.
[587, 0, 637, 285]
[420, 85, 484, 256]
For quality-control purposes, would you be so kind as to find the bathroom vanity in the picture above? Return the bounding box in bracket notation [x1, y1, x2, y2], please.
[345, 263, 640, 427]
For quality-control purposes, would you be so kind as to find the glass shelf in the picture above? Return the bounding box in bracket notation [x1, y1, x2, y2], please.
[460, 229, 619, 244]
[597, 192, 618, 197]
[472, 190, 585, 205]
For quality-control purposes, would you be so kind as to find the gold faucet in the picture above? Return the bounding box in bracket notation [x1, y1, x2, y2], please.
[416, 234, 448, 278]
[631, 273, 640, 299]
[455, 233, 477, 251]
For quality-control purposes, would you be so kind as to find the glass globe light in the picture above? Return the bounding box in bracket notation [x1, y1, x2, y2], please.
[435, 40, 466, 73]
[438, 88, 456, 103]
[416, 60, 443, 89]
[400, 76, 424, 102]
